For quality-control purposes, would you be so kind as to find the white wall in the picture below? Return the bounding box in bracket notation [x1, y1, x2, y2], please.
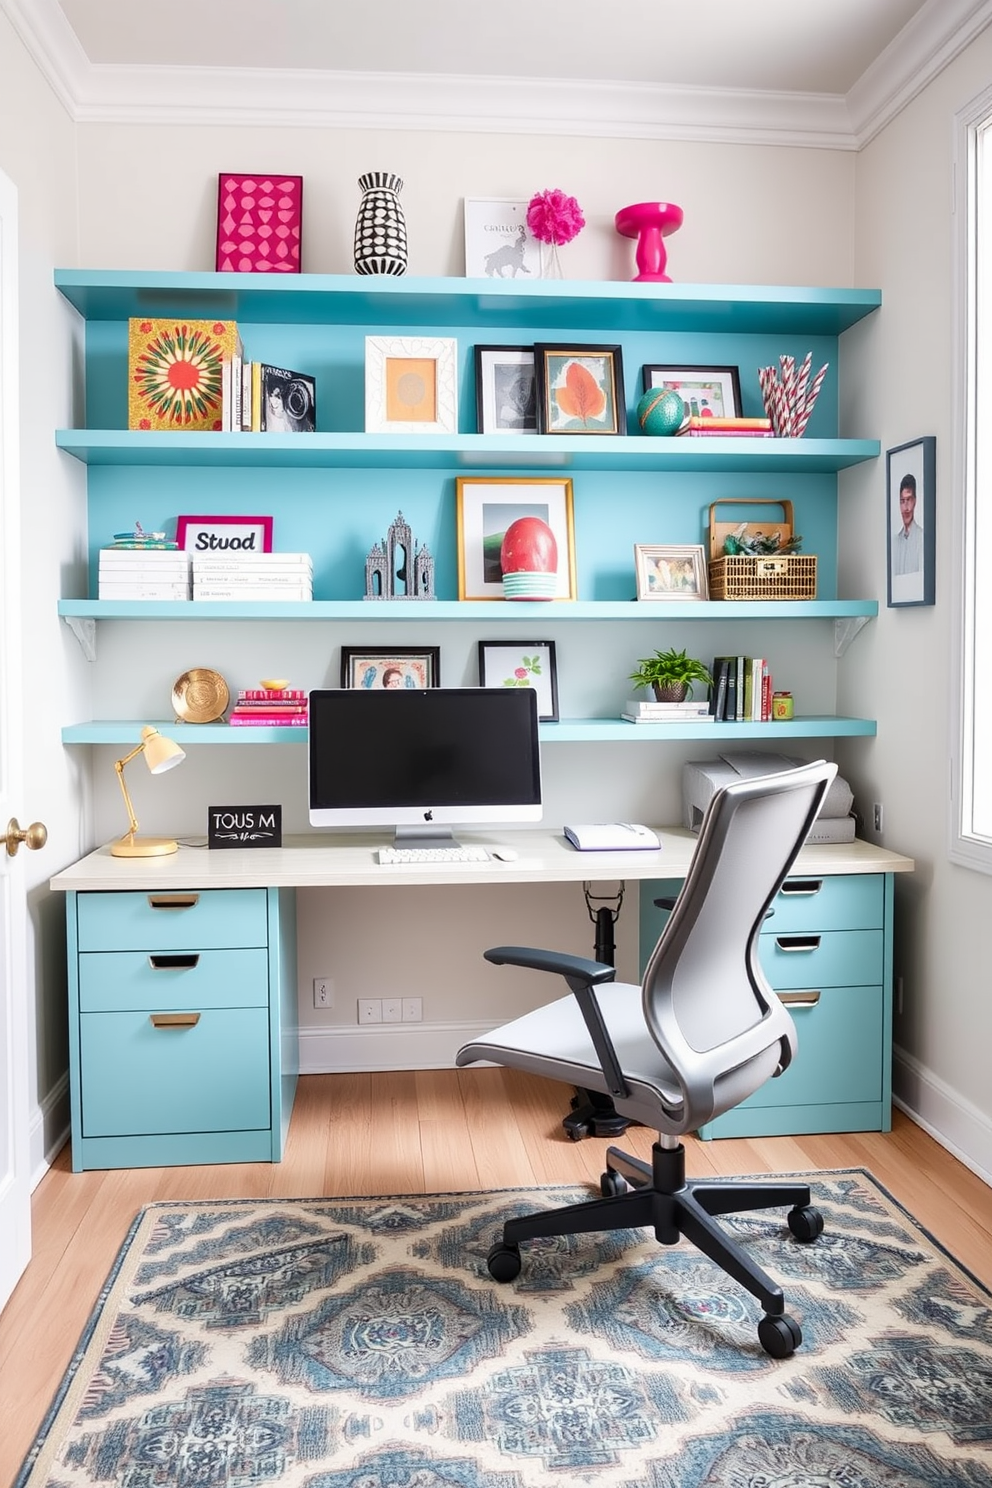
[0, 13, 92, 1172]
[837, 26, 992, 1179]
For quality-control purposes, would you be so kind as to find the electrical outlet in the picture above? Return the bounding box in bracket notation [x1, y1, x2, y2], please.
[313, 977, 333, 1009]
[402, 997, 423, 1022]
[873, 802, 884, 834]
[381, 997, 402, 1023]
[358, 998, 382, 1024]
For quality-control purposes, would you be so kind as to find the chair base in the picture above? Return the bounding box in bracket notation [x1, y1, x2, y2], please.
[489, 1139, 822, 1356]
[562, 1087, 634, 1140]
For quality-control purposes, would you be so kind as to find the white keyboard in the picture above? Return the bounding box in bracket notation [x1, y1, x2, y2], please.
[376, 845, 492, 865]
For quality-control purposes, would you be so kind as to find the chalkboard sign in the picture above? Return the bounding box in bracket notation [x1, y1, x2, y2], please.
[208, 805, 282, 848]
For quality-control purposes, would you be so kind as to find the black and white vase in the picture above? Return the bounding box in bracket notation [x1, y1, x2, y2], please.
[354, 172, 408, 276]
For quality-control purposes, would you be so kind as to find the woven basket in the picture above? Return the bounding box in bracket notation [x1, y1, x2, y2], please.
[707, 498, 817, 601]
[709, 553, 817, 601]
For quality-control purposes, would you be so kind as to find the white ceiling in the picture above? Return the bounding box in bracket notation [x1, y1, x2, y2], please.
[4, 0, 992, 147]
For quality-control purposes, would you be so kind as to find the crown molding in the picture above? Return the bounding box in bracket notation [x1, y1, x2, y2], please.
[2, 0, 989, 150]
[847, 0, 992, 147]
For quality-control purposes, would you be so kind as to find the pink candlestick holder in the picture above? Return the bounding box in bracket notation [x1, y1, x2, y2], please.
[614, 201, 684, 282]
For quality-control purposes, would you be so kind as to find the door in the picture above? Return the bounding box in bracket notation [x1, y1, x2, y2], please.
[0, 165, 32, 1311]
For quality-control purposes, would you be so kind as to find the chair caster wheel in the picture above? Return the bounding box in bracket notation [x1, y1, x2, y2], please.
[788, 1205, 824, 1243]
[758, 1312, 802, 1357]
[487, 1242, 522, 1282]
[600, 1170, 628, 1197]
[565, 1123, 589, 1141]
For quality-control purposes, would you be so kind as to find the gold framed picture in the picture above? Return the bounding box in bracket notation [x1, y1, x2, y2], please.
[456, 477, 577, 601]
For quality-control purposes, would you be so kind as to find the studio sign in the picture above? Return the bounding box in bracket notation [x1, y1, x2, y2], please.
[208, 804, 282, 849]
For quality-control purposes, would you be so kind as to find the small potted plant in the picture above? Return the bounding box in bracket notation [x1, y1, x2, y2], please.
[628, 646, 713, 702]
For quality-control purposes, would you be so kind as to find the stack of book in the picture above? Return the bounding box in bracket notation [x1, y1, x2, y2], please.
[228, 688, 309, 728]
[222, 359, 317, 434]
[677, 416, 773, 438]
[192, 552, 313, 601]
[710, 656, 773, 721]
[622, 698, 714, 724]
[98, 547, 191, 600]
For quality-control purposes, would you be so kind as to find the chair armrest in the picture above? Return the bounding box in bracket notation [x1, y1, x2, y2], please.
[484, 945, 615, 989]
[484, 945, 628, 1099]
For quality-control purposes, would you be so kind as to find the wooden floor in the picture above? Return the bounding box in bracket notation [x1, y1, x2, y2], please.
[3, 1069, 991, 1486]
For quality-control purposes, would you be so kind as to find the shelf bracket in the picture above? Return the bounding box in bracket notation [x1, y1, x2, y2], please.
[833, 615, 871, 658]
[63, 615, 97, 661]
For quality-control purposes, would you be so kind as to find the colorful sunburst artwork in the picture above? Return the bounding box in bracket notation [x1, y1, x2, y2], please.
[128, 318, 239, 431]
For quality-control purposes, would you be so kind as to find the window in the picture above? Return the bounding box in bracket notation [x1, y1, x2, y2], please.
[952, 86, 992, 871]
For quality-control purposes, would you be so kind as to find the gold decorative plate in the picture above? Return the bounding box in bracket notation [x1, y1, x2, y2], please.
[172, 668, 230, 724]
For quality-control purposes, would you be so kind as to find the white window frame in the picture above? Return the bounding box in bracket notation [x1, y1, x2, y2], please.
[951, 85, 992, 872]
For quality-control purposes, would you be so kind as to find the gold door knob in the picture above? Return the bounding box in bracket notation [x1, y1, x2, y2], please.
[5, 817, 48, 857]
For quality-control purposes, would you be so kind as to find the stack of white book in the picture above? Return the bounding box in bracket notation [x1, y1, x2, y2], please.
[192, 552, 313, 601]
[621, 697, 714, 724]
[98, 548, 191, 600]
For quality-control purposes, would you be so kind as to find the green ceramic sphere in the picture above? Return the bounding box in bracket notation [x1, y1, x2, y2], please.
[636, 387, 685, 436]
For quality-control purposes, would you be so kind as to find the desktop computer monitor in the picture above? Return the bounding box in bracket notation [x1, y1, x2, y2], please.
[308, 686, 542, 846]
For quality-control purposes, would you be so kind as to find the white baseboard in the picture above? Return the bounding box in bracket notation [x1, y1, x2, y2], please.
[30, 1071, 70, 1189]
[893, 1043, 992, 1188]
[299, 1019, 497, 1075]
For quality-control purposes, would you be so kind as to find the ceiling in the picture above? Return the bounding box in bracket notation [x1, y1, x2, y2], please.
[5, 0, 992, 147]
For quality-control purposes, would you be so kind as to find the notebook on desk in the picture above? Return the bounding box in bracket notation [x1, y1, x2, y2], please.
[563, 823, 661, 852]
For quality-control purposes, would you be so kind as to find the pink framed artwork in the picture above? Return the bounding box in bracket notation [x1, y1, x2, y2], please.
[176, 515, 274, 555]
[216, 175, 302, 274]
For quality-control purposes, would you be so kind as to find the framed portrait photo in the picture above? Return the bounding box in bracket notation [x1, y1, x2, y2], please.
[478, 639, 559, 721]
[365, 335, 458, 434]
[175, 513, 273, 554]
[887, 435, 936, 608]
[643, 364, 743, 420]
[474, 345, 537, 434]
[634, 543, 709, 601]
[535, 344, 625, 435]
[463, 198, 541, 279]
[340, 647, 440, 689]
[456, 476, 576, 601]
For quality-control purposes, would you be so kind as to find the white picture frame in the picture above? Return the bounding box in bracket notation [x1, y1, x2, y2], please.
[463, 198, 541, 280]
[365, 336, 458, 434]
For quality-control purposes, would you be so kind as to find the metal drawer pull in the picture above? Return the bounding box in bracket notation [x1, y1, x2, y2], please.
[777, 990, 821, 1007]
[147, 894, 200, 910]
[148, 954, 200, 971]
[780, 880, 823, 897]
[774, 935, 821, 952]
[150, 1011, 201, 1028]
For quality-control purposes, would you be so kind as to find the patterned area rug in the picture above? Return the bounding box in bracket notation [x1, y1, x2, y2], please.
[15, 1169, 992, 1488]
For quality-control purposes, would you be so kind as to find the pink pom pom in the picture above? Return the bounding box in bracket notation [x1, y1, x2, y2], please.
[526, 188, 585, 246]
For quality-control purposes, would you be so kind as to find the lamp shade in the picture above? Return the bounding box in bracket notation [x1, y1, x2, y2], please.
[141, 725, 185, 774]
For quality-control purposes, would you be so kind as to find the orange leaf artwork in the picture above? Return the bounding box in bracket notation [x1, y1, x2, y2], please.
[555, 360, 607, 426]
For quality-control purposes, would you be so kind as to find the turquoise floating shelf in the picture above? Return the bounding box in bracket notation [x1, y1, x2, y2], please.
[54, 270, 881, 337]
[61, 716, 877, 746]
[55, 429, 880, 473]
[58, 599, 878, 622]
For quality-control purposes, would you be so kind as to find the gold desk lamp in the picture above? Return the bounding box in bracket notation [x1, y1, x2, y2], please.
[111, 725, 186, 858]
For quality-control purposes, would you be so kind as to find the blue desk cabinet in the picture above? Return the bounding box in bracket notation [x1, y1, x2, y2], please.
[64, 886, 298, 1170]
[638, 872, 894, 1138]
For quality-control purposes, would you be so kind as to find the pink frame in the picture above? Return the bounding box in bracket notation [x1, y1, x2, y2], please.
[176, 514, 274, 554]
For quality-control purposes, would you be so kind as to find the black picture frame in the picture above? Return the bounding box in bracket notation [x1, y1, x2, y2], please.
[534, 343, 625, 435]
[474, 345, 538, 434]
[642, 364, 743, 419]
[886, 436, 936, 608]
[478, 639, 559, 721]
[340, 647, 440, 689]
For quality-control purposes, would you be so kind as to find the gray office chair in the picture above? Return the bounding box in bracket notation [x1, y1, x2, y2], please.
[456, 758, 837, 1357]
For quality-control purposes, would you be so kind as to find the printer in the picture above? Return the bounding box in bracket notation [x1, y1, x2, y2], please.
[682, 750, 857, 844]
